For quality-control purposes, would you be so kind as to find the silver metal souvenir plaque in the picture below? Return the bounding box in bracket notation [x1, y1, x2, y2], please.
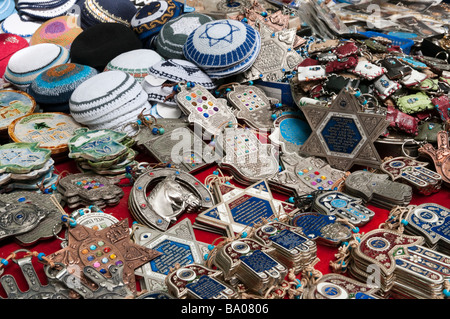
[269, 153, 346, 197]
[45, 262, 132, 299]
[344, 170, 413, 209]
[314, 191, 375, 226]
[300, 88, 389, 171]
[0, 192, 65, 246]
[380, 156, 442, 195]
[305, 273, 380, 299]
[239, 23, 302, 82]
[57, 173, 124, 209]
[176, 84, 237, 137]
[252, 221, 317, 274]
[0, 250, 69, 299]
[0, 200, 48, 241]
[132, 218, 210, 293]
[216, 127, 279, 185]
[129, 168, 214, 231]
[226, 85, 276, 130]
[134, 118, 219, 174]
[165, 263, 239, 299]
[290, 212, 352, 247]
[213, 238, 287, 295]
[194, 180, 300, 237]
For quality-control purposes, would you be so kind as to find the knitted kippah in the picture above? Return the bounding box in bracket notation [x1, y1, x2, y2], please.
[70, 22, 142, 71]
[148, 59, 216, 89]
[80, 0, 137, 29]
[155, 12, 214, 60]
[131, 0, 183, 44]
[0, 34, 29, 78]
[69, 70, 151, 131]
[183, 19, 261, 79]
[4, 43, 70, 90]
[1, 12, 42, 42]
[0, 0, 16, 21]
[17, 0, 78, 21]
[30, 16, 83, 49]
[104, 49, 163, 83]
[29, 63, 98, 106]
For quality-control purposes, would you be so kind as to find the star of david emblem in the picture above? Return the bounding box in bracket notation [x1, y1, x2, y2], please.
[194, 180, 300, 237]
[199, 20, 240, 47]
[46, 219, 161, 296]
[300, 88, 389, 171]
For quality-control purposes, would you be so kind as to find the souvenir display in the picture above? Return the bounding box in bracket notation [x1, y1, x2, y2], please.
[132, 218, 210, 292]
[128, 168, 214, 231]
[0, 0, 450, 302]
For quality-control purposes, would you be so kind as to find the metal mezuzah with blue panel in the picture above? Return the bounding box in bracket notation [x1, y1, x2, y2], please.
[313, 191, 375, 226]
[213, 238, 287, 295]
[252, 221, 317, 274]
[194, 180, 299, 237]
[380, 157, 442, 195]
[300, 87, 389, 171]
[216, 127, 279, 185]
[405, 204, 450, 254]
[132, 218, 210, 293]
[165, 264, 239, 299]
[175, 83, 237, 137]
[290, 212, 352, 247]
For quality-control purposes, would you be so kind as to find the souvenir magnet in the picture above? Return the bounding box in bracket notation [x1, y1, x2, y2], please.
[215, 127, 279, 185]
[226, 85, 275, 130]
[165, 264, 239, 299]
[344, 170, 413, 209]
[195, 180, 299, 237]
[251, 221, 317, 274]
[175, 83, 237, 137]
[8, 112, 83, 155]
[238, 23, 302, 82]
[373, 75, 401, 100]
[0, 142, 52, 174]
[305, 273, 380, 299]
[418, 131, 450, 185]
[0, 90, 36, 135]
[269, 153, 346, 197]
[314, 191, 375, 226]
[380, 57, 412, 80]
[213, 238, 287, 295]
[268, 113, 312, 155]
[129, 168, 214, 231]
[380, 157, 442, 195]
[300, 88, 389, 171]
[132, 218, 210, 292]
[134, 118, 218, 174]
[290, 212, 352, 247]
[0, 251, 69, 299]
[46, 219, 162, 296]
[297, 65, 327, 82]
[350, 60, 385, 81]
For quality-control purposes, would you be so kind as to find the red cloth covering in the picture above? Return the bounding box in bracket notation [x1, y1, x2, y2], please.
[0, 156, 448, 299]
[0, 34, 29, 78]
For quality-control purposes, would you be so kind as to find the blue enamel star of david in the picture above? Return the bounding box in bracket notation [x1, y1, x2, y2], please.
[300, 88, 389, 171]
